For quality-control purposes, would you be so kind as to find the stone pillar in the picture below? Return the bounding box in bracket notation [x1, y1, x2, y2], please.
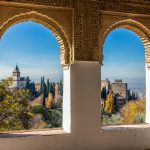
[71, 61, 101, 136]
[63, 67, 71, 133]
[63, 61, 101, 135]
[146, 65, 150, 123]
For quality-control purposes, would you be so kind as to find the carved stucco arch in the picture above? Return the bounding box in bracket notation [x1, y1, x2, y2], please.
[0, 11, 72, 68]
[100, 19, 150, 69]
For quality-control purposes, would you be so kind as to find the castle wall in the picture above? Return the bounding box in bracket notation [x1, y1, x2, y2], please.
[111, 82, 128, 99]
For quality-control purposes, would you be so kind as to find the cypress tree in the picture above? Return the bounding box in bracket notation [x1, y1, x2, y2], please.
[32, 82, 35, 93]
[59, 80, 63, 96]
[25, 76, 30, 89]
[43, 76, 45, 83]
[101, 87, 107, 100]
[40, 77, 43, 93]
[52, 82, 55, 96]
[132, 92, 136, 100]
[46, 79, 50, 97]
[42, 82, 47, 107]
[136, 93, 138, 100]
[49, 82, 53, 94]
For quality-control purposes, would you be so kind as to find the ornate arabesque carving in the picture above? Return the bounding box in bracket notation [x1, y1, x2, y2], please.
[73, 0, 100, 61]
[98, 0, 150, 15]
[0, 11, 72, 67]
[90, 0, 99, 61]
[0, 0, 150, 65]
[2, 0, 149, 15]
[0, 0, 74, 8]
[100, 19, 150, 69]
[73, 0, 83, 60]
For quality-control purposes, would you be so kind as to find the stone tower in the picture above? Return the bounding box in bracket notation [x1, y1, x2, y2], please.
[12, 65, 20, 87]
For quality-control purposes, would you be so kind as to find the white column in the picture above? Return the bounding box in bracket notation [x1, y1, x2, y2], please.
[146, 65, 150, 123]
[70, 61, 101, 135]
[63, 67, 71, 133]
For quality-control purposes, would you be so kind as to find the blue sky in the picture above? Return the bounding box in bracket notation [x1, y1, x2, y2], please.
[102, 28, 145, 93]
[0, 22, 146, 92]
[0, 21, 63, 83]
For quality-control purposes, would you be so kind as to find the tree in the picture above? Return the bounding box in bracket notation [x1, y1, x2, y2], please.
[32, 82, 35, 92]
[0, 78, 33, 131]
[42, 82, 47, 107]
[51, 82, 55, 96]
[136, 93, 138, 100]
[25, 76, 30, 89]
[132, 92, 136, 100]
[0, 77, 13, 101]
[120, 99, 145, 124]
[40, 77, 43, 93]
[49, 82, 53, 94]
[46, 79, 50, 97]
[45, 93, 53, 109]
[101, 87, 107, 100]
[29, 82, 36, 93]
[104, 91, 114, 114]
[59, 80, 63, 96]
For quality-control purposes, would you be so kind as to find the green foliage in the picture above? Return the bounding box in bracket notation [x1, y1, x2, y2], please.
[32, 103, 62, 128]
[134, 113, 145, 124]
[32, 104, 46, 114]
[46, 79, 50, 97]
[0, 77, 13, 101]
[59, 80, 63, 96]
[0, 77, 63, 131]
[42, 82, 47, 107]
[45, 109, 62, 128]
[101, 87, 107, 100]
[40, 77, 43, 93]
[102, 113, 123, 126]
[25, 76, 30, 89]
[0, 78, 33, 131]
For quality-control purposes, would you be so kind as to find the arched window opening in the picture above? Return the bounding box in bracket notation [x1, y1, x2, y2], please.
[0, 21, 64, 131]
[101, 28, 146, 126]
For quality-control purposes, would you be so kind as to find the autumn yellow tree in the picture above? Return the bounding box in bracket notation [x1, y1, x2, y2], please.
[104, 91, 114, 114]
[120, 99, 145, 124]
[45, 93, 53, 109]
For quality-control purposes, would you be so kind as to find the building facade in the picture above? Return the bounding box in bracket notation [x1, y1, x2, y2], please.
[111, 80, 128, 109]
[101, 78, 111, 92]
[101, 79, 128, 110]
[10, 65, 26, 89]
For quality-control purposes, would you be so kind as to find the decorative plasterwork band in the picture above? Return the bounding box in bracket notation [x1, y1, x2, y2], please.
[100, 19, 150, 69]
[1, 0, 150, 15]
[0, 11, 72, 67]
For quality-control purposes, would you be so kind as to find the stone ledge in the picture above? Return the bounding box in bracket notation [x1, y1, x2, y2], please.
[101, 124, 150, 132]
[0, 128, 67, 138]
